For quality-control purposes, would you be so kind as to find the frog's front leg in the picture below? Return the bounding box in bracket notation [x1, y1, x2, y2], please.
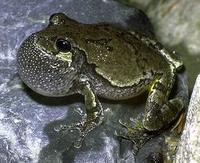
[72, 75, 104, 148]
[143, 70, 185, 131]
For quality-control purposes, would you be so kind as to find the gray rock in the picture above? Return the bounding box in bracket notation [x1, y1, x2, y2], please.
[147, 0, 200, 56]
[115, 0, 152, 9]
[175, 75, 200, 163]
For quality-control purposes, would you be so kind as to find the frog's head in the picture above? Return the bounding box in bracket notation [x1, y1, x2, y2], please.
[17, 13, 84, 97]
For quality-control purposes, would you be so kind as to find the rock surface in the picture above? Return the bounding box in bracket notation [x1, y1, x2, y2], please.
[175, 75, 200, 163]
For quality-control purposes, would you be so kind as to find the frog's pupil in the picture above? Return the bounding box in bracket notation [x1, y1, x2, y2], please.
[56, 39, 71, 52]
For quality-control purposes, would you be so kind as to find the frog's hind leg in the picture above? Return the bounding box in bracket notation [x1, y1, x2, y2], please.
[143, 69, 185, 131]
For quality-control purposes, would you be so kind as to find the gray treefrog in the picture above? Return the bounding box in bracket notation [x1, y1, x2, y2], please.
[17, 13, 185, 148]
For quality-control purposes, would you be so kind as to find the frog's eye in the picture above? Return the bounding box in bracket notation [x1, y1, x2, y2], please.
[56, 39, 71, 52]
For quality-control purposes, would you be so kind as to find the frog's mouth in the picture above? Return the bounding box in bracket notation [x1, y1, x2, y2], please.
[17, 34, 78, 97]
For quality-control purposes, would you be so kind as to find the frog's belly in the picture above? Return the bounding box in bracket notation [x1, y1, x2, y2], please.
[87, 70, 155, 100]
[97, 79, 152, 100]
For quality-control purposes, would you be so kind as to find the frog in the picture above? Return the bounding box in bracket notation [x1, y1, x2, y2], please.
[17, 13, 186, 148]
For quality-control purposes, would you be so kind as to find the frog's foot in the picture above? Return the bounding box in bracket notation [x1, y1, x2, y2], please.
[73, 112, 104, 148]
[117, 119, 155, 153]
[58, 111, 103, 149]
[143, 97, 185, 131]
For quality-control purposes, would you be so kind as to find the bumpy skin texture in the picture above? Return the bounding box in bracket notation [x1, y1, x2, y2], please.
[17, 13, 185, 148]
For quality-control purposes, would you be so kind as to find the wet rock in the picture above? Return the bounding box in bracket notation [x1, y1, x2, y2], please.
[175, 75, 200, 162]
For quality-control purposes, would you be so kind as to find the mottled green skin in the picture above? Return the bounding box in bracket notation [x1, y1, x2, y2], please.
[17, 13, 185, 148]
[36, 14, 181, 88]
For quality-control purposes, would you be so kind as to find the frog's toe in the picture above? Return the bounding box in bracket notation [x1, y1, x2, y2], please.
[73, 131, 86, 148]
[119, 119, 131, 130]
[117, 119, 155, 153]
[55, 121, 92, 148]
[73, 117, 103, 148]
[117, 119, 131, 137]
[119, 119, 144, 134]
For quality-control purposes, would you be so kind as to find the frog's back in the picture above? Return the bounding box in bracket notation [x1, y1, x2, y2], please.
[74, 23, 169, 89]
